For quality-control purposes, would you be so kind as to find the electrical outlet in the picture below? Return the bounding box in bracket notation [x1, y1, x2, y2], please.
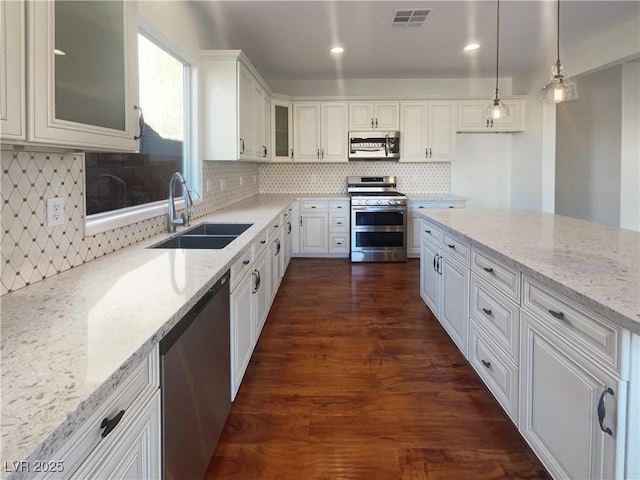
[206, 179, 211, 192]
[220, 179, 226, 190]
[239, 176, 243, 186]
[46, 197, 65, 227]
[253, 175, 257, 183]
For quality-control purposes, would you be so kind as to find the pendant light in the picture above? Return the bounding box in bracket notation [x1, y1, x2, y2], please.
[486, 0, 510, 121]
[540, 0, 578, 103]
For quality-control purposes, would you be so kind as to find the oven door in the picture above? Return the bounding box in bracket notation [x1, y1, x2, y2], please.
[350, 206, 407, 262]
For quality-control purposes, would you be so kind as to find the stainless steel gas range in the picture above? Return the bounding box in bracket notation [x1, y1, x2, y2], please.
[347, 176, 408, 262]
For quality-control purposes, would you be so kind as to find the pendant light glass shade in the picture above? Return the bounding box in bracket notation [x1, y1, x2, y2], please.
[541, 0, 578, 103]
[486, 0, 509, 121]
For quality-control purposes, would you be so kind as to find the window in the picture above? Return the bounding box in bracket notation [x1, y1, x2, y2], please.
[84, 25, 195, 236]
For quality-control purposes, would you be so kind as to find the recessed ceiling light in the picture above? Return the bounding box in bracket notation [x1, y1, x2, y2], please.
[464, 43, 480, 52]
[330, 46, 344, 54]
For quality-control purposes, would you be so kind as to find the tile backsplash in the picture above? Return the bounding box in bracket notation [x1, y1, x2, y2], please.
[259, 162, 450, 194]
[1, 152, 450, 295]
[1, 150, 258, 295]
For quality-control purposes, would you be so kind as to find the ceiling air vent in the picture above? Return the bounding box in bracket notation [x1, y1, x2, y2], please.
[392, 9, 431, 27]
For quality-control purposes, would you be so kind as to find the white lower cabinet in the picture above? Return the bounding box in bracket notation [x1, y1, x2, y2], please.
[419, 223, 469, 357]
[520, 311, 623, 480]
[408, 200, 466, 257]
[34, 349, 160, 480]
[231, 263, 255, 400]
[418, 216, 636, 479]
[269, 224, 283, 302]
[72, 392, 161, 480]
[253, 245, 270, 339]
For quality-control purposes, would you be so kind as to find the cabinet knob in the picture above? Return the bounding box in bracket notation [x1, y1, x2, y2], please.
[243, 260, 250, 265]
[447, 244, 456, 249]
[481, 359, 491, 369]
[481, 307, 492, 316]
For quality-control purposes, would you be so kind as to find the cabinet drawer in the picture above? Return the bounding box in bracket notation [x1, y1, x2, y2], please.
[300, 200, 328, 212]
[420, 220, 442, 245]
[330, 214, 348, 233]
[471, 247, 520, 302]
[329, 200, 349, 213]
[523, 277, 623, 376]
[329, 235, 349, 253]
[251, 229, 268, 257]
[267, 214, 283, 240]
[441, 233, 470, 265]
[37, 349, 159, 479]
[231, 248, 253, 290]
[470, 275, 520, 363]
[469, 322, 519, 424]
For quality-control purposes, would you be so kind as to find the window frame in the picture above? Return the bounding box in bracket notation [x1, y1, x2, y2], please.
[84, 17, 200, 238]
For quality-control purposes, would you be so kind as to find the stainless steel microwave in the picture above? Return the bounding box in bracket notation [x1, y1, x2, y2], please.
[348, 131, 400, 161]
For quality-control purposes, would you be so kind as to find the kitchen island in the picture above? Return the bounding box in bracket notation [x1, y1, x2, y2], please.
[414, 208, 639, 480]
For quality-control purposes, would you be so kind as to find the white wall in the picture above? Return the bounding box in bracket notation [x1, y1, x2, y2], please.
[555, 66, 622, 227]
[511, 13, 640, 217]
[452, 134, 512, 209]
[620, 62, 640, 231]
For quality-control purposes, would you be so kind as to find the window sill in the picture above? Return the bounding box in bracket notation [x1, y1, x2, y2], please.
[85, 198, 187, 237]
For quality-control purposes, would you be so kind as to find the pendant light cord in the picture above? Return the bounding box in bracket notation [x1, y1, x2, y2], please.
[495, 0, 500, 94]
[556, 0, 561, 64]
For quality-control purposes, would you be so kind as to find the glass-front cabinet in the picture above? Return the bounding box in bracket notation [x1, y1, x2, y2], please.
[271, 98, 293, 162]
[28, 0, 139, 151]
[0, 0, 26, 141]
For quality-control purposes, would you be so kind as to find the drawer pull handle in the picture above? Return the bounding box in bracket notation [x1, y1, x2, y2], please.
[481, 359, 491, 369]
[311, 206, 316, 209]
[425, 229, 431, 234]
[274, 224, 279, 228]
[447, 244, 455, 249]
[548, 309, 565, 320]
[482, 307, 492, 316]
[483, 267, 494, 273]
[597, 387, 615, 436]
[101, 410, 125, 438]
[243, 260, 250, 266]
[260, 240, 266, 244]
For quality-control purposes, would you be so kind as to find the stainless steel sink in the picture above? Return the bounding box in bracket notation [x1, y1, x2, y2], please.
[150, 223, 253, 249]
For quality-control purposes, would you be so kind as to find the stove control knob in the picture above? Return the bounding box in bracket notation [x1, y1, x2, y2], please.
[378, 200, 383, 205]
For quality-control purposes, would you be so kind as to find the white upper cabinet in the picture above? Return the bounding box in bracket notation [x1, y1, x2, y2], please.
[1, 0, 26, 141]
[349, 102, 399, 130]
[293, 101, 348, 162]
[271, 98, 293, 162]
[28, 0, 140, 151]
[457, 98, 525, 132]
[400, 101, 455, 162]
[200, 50, 270, 161]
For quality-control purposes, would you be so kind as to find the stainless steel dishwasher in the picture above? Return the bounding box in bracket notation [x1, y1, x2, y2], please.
[160, 270, 231, 480]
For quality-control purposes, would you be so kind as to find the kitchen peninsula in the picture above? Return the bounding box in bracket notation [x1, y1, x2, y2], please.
[414, 208, 639, 480]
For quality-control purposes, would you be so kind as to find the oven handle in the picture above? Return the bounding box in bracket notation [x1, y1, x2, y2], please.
[385, 133, 389, 157]
[351, 206, 407, 213]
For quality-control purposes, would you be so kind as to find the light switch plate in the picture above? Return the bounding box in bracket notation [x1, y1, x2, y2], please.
[46, 197, 65, 227]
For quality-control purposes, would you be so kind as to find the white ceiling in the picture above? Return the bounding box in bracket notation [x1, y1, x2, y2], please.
[196, 0, 639, 82]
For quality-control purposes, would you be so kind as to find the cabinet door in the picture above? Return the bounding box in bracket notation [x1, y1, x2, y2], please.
[231, 272, 254, 399]
[420, 240, 440, 316]
[428, 101, 455, 161]
[28, 0, 139, 151]
[281, 213, 293, 273]
[408, 212, 423, 255]
[349, 103, 374, 130]
[238, 63, 254, 159]
[252, 248, 270, 339]
[440, 256, 469, 356]
[262, 90, 271, 161]
[400, 102, 428, 162]
[520, 312, 621, 480]
[293, 103, 321, 161]
[374, 102, 400, 130]
[272, 99, 293, 162]
[1, 0, 25, 141]
[300, 214, 328, 253]
[252, 83, 264, 161]
[72, 392, 161, 480]
[270, 232, 283, 301]
[321, 103, 348, 162]
[493, 100, 524, 131]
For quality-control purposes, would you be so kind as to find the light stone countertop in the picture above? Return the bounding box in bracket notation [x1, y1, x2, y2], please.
[413, 208, 640, 334]
[406, 193, 469, 202]
[0, 194, 297, 479]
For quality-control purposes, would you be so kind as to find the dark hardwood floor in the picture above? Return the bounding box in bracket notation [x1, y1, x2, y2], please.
[206, 258, 549, 479]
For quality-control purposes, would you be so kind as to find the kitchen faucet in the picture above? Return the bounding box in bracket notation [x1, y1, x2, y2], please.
[167, 172, 194, 233]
